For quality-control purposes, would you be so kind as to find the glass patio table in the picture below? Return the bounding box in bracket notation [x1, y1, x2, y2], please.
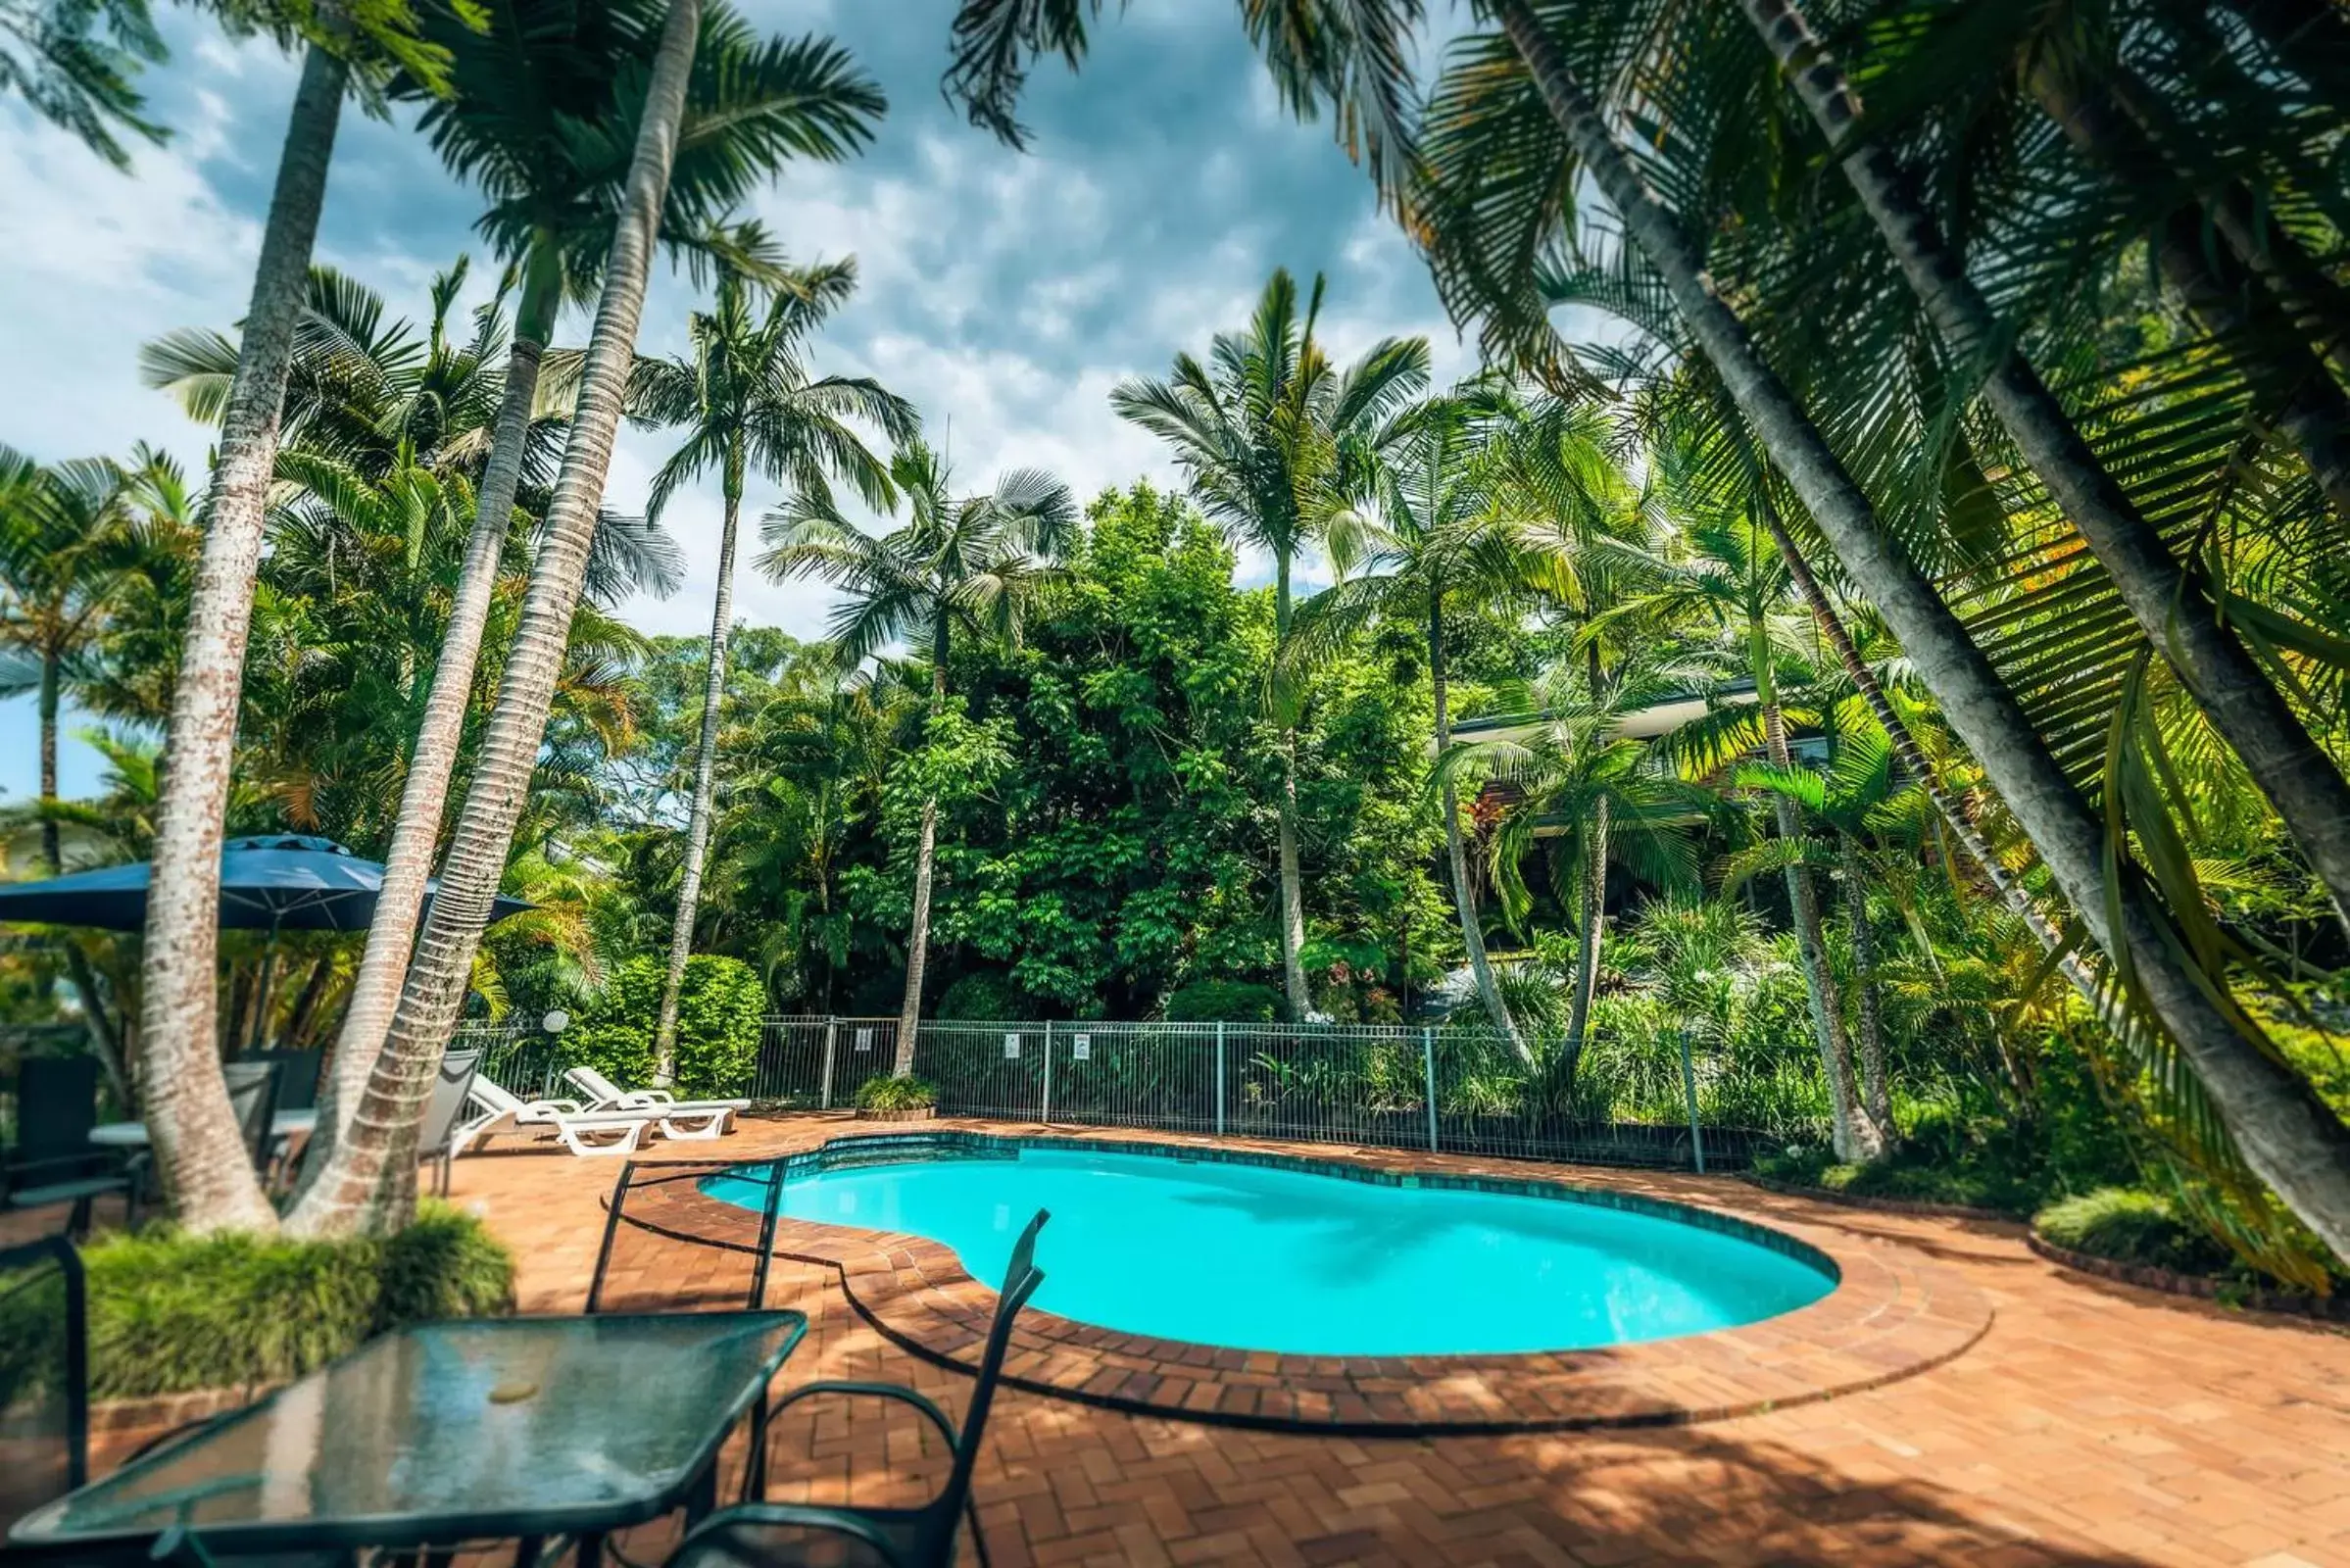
[7, 1311, 808, 1563]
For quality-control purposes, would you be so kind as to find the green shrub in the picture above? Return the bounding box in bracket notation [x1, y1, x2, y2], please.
[71, 1202, 514, 1398]
[854, 1074, 938, 1111]
[938, 971, 1027, 1022]
[565, 954, 764, 1099]
[2034, 1188, 2236, 1276]
[1165, 980, 1281, 1023]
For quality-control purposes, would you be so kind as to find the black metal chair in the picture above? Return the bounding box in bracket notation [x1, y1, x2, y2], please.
[414, 1049, 483, 1200]
[2, 1057, 130, 1238]
[0, 1235, 88, 1544]
[661, 1209, 1050, 1568]
[585, 1158, 788, 1317]
[239, 1050, 321, 1112]
[220, 1060, 283, 1192]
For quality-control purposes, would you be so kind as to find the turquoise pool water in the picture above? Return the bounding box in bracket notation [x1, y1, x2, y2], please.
[706, 1144, 1834, 1356]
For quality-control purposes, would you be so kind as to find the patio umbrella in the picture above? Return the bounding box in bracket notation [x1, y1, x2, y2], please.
[0, 834, 534, 933]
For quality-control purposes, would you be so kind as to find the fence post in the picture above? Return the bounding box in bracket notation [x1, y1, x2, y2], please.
[1422, 1027, 1440, 1153]
[1041, 1020, 1054, 1124]
[1214, 1022, 1227, 1138]
[1678, 1026, 1706, 1174]
[818, 1017, 838, 1111]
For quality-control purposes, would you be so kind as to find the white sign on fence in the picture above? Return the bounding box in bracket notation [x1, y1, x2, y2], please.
[855, 1027, 872, 1053]
[1071, 1034, 1091, 1061]
[1004, 1032, 1021, 1059]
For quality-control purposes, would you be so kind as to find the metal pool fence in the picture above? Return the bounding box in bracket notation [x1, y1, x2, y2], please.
[460, 1014, 1791, 1172]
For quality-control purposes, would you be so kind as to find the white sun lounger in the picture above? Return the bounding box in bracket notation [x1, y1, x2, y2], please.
[455, 1075, 657, 1157]
[562, 1065, 747, 1139]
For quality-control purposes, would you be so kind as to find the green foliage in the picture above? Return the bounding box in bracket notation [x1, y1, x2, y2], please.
[2034, 1189, 2237, 1278]
[1165, 980, 1283, 1023]
[68, 1203, 512, 1398]
[564, 954, 763, 1098]
[853, 1073, 937, 1110]
[937, 971, 1029, 1021]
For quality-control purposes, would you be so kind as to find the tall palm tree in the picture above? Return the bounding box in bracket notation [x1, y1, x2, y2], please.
[1112, 270, 1428, 1019]
[133, 0, 457, 1234]
[304, 5, 883, 1170]
[1736, 0, 2350, 942]
[761, 441, 1075, 1073]
[285, 0, 709, 1241]
[935, 0, 2350, 1263]
[1290, 387, 1564, 1057]
[626, 258, 914, 1086]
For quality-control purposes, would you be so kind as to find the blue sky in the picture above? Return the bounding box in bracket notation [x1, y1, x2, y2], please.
[0, 0, 1475, 804]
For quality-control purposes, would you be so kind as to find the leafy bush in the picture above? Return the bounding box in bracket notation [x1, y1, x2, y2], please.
[40, 1203, 515, 1399]
[854, 1074, 938, 1111]
[938, 971, 1028, 1022]
[564, 954, 764, 1099]
[1165, 980, 1281, 1023]
[2034, 1188, 2237, 1276]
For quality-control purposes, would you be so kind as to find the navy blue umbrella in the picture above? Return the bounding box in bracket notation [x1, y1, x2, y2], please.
[0, 834, 534, 933]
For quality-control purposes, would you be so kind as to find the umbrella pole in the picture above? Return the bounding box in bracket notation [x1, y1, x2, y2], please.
[248, 920, 281, 1055]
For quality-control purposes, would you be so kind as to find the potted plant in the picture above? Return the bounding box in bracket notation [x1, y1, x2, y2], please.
[853, 1074, 939, 1122]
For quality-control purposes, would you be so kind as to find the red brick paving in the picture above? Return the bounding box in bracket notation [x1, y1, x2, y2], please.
[441, 1114, 2350, 1566]
[39, 1112, 2350, 1565]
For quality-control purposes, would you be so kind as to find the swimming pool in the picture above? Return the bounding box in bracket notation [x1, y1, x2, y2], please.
[705, 1140, 1836, 1357]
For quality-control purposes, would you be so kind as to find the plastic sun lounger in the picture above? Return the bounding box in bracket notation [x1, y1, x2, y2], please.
[561, 1065, 748, 1140]
[456, 1076, 657, 1158]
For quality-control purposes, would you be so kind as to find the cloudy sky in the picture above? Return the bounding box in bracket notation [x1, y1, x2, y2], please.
[0, 0, 1480, 803]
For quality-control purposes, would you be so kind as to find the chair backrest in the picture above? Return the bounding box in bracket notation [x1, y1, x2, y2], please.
[416, 1050, 484, 1159]
[564, 1064, 625, 1103]
[12, 1056, 102, 1166]
[0, 1235, 88, 1537]
[927, 1208, 1048, 1550]
[466, 1073, 524, 1116]
[584, 1157, 787, 1315]
[238, 1050, 321, 1112]
[220, 1060, 281, 1171]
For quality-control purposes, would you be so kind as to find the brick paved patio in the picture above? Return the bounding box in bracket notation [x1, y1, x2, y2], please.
[453, 1113, 2348, 1566]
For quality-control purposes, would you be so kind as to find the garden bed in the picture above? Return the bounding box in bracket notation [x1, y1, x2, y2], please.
[1740, 1173, 2017, 1223]
[2025, 1232, 2350, 1325]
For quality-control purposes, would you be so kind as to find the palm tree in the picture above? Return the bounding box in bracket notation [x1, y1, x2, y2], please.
[1600, 436, 1885, 1161]
[285, 0, 710, 1241]
[0, 0, 165, 167]
[0, 447, 156, 1101]
[1736, 0, 2350, 942]
[1290, 386, 1583, 1057]
[1112, 270, 1428, 1019]
[626, 257, 914, 1086]
[132, 0, 460, 1233]
[303, 5, 883, 1170]
[1444, 661, 1705, 1089]
[762, 440, 1075, 1073]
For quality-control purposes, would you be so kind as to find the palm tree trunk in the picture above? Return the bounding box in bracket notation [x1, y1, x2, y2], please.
[894, 634, 950, 1080]
[1745, 0, 2350, 944]
[1493, 0, 2350, 1261]
[2025, 60, 2350, 524]
[1274, 554, 1310, 1020]
[1561, 792, 1607, 1081]
[1757, 649, 1876, 1162]
[42, 649, 130, 1105]
[1431, 592, 1524, 1059]
[652, 442, 745, 1087]
[137, 39, 346, 1235]
[1840, 829, 1892, 1136]
[894, 798, 937, 1078]
[284, 0, 701, 1240]
[301, 234, 562, 1193]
